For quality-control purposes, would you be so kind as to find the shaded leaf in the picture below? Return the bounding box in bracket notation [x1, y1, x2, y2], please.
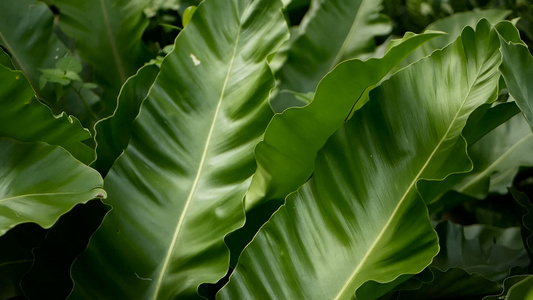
[433, 221, 529, 282]
[51, 0, 153, 116]
[220, 20, 501, 300]
[0, 223, 46, 299]
[0, 66, 93, 163]
[392, 267, 502, 300]
[0, 0, 70, 107]
[401, 9, 511, 67]
[0, 138, 105, 235]
[93, 63, 159, 175]
[498, 36, 533, 130]
[272, 0, 392, 111]
[20, 200, 108, 300]
[70, 0, 288, 298]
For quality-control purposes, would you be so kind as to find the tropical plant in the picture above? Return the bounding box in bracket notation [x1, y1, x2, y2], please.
[1, 0, 533, 299]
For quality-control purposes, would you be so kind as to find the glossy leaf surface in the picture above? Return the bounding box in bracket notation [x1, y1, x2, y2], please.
[246, 31, 442, 209]
[70, 0, 288, 298]
[0, 138, 105, 235]
[221, 20, 501, 300]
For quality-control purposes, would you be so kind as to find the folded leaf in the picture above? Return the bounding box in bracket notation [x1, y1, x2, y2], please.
[69, 0, 288, 298]
[0, 138, 105, 235]
[272, 0, 391, 111]
[220, 20, 501, 300]
[0, 66, 93, 163]
[51, 0, 152, 115]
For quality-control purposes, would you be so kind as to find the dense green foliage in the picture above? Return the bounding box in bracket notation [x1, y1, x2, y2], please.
[1, 0, 533, 299]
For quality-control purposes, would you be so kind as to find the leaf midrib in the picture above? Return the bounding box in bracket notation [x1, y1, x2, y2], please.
[0, 190, 102, 202]
[333, 51, 487, 300]
[329, 0, 365, 70]
[99, 0, 126, 83]
[150, 23, 243, 300]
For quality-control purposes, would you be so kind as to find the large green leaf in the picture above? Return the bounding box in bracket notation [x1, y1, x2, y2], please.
[69, 0, 288, 298]
[0, 138, 105, 235]
[246, 31, 443, 210]
[51, 0, 152, 115]
[93, 63, 159, 175]
[0, 66, 93, 163]
[220, 20, 502, 299]
[499, 37, 533, 130]
[272, 0, 391, 111]
[0, 0, 70, 106]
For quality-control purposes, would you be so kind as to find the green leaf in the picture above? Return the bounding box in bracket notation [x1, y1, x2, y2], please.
[272, 0, 392, 111]
[0, 223, 46, 299]
[220, 20, 501, 299]
[422, 110, 533, 204]
[0, 0, 70, 106]
[182, 5, 197, 28]
[51, 0, 153, 115]
[392, 267, 502, 299]
[484, 275, 532, 300]
[0, 66, 93, 163]
[506, 275, 533, 300]
[0, 138, 105, 236]
[499, 39, 533, 130]
[55, 56, 82, 73]
[93, 63, 160, 175]
[246, 31, 443, 210]
[401, 9, 511, 67]
[432, 221, 529, 282]
[69, 0, 288, 298]
[0, 48, 14, 69]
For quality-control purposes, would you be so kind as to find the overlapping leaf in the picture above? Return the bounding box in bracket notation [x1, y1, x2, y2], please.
[272, 0, 391, 111]
[220, 20, 502, 300]
[0, 66, 92, 163]
[51, 0, 152, 115]
[246, 31, 442, 210]
[93, 64, 159, 174]
[69, 0, 288, 298]
[0, 0, 70, 106]
[0, 138, 105, 235]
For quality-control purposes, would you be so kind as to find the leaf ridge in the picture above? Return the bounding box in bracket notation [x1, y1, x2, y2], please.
[150, 24, 243, 299]
[335, 37, 489, 299]
[99, 0, 126, 82]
